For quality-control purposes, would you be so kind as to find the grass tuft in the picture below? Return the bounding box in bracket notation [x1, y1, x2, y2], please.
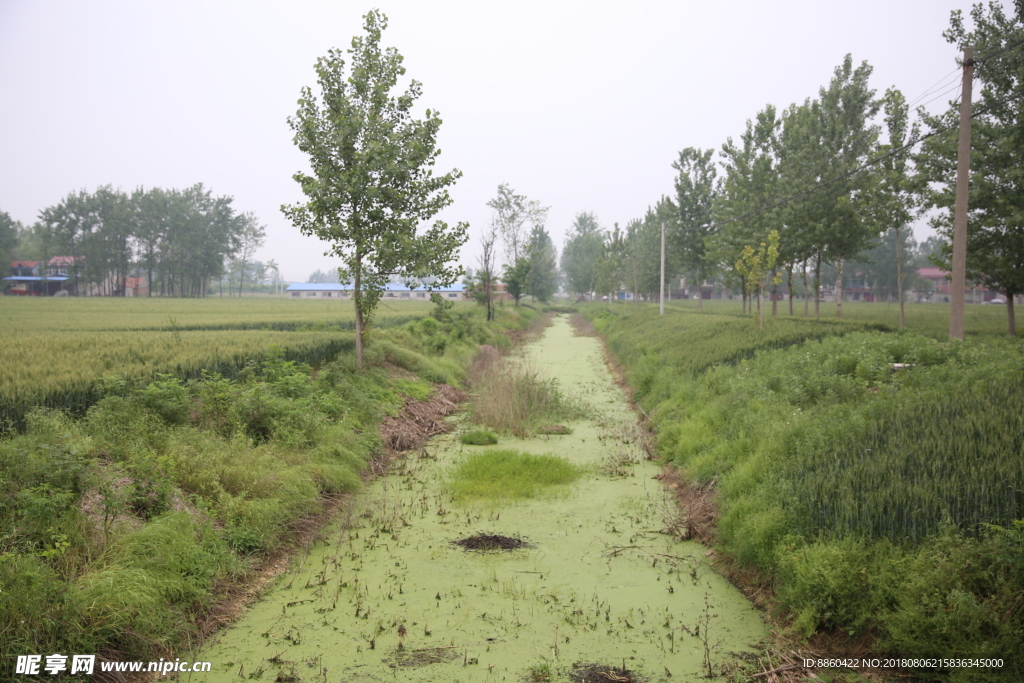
[448, 449, 585, 501]
[459, 429, 498, 445]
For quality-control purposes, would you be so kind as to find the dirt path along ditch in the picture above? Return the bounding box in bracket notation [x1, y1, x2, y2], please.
[195, 315, 767, 682]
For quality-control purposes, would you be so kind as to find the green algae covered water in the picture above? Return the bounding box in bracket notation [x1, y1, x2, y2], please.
[193, 317, 767, 682]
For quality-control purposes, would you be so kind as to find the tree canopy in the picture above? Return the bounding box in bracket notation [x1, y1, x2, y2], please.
[486, 184, 549, 266]
[560, 212, 604, 298]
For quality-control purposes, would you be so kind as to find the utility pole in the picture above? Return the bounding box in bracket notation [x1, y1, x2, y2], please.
[660, 221, 666, 315]
[950, 46, 974, 341]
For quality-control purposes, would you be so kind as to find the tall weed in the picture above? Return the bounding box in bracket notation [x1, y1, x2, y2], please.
[470, 362, 586, 437]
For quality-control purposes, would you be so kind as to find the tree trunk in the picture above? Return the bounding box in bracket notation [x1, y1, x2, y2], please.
[1008, 294, 1017, 337]
[354, 259, 364, 370]
[740, 276, 747, 314]
[787, 268, 794, 316]
[814, 256, 821, 318]
[238, 258, 247, 298]
[631, 255, 639, 308]
[802, 262, 809, 318]
[896, 228, 905, 329]
[771, 269, 778, 316]
[836, 257, 844, 318]
[757, 286, 764, 331]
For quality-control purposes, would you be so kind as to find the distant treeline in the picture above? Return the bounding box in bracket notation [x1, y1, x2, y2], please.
[3, 184, 267, 297]
[557, 2, 1024, 337]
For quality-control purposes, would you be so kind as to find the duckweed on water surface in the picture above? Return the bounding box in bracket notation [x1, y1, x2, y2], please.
[197, 316, 768, 682]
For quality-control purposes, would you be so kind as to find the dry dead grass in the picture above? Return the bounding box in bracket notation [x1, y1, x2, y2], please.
[469, 361, 584, 437]
[467, 344, 502, 385]
[379, 384, 465, 451]
[569, 312, 597, 336]
[658, 467, 718, 544]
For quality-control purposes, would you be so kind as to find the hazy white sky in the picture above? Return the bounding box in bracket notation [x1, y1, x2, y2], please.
[0, 0, 1000, 281]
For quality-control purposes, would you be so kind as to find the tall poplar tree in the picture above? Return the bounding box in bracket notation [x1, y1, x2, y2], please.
[672, 147, 719, 309]
[560, 212, 604, 299]
[282, 10, 468, 368]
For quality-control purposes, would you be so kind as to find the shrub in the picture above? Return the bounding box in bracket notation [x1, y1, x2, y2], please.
[137, 375, 190, 425]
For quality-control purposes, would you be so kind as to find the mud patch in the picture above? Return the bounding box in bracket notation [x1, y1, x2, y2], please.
[569, 662, 640, 683]
[385, 646, 461, 669]
[452, 533, 532, 551]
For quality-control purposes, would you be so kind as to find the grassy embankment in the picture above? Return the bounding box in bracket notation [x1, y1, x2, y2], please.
[0, 297, 542, 675]
[585, 303, 1023, 682]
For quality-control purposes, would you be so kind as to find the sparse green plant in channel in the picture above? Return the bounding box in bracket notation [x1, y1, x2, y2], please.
[448, 449, 585, 502]
[527, 661, 553, 682]
[459, 429, 498, 445]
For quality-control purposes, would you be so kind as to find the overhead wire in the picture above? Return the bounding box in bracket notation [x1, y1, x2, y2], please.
[906, 67, 965, 109]
[915, 77, 966, 111]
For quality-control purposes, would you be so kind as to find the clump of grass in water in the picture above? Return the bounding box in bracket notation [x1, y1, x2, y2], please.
[471, 362, 588, 437]
[448, 449, 585, 501]
[460, 429, 498, 445]
[538, 425, 572, 435]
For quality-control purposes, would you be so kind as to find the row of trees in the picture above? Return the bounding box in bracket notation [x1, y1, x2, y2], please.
[5, 185, 266, 297]
[558, 2, 1022, 335]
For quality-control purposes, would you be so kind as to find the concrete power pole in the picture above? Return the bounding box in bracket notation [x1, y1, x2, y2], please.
[950, 46, 974, 341]
[660, 221, 666, 315]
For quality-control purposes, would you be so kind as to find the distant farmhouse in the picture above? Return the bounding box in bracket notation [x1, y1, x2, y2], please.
[4, 258, 79, 296]
[286, 281, 468, 301]
[5, 257, 152, 296]
[915, 266, 1004, 304]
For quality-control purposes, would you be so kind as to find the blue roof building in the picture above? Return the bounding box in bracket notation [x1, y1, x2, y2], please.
[285, 282, 466, 300]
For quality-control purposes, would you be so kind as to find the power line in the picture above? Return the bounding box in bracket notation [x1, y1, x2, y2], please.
[906, 67, 963, 109]
[916, 78, 965, 111]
